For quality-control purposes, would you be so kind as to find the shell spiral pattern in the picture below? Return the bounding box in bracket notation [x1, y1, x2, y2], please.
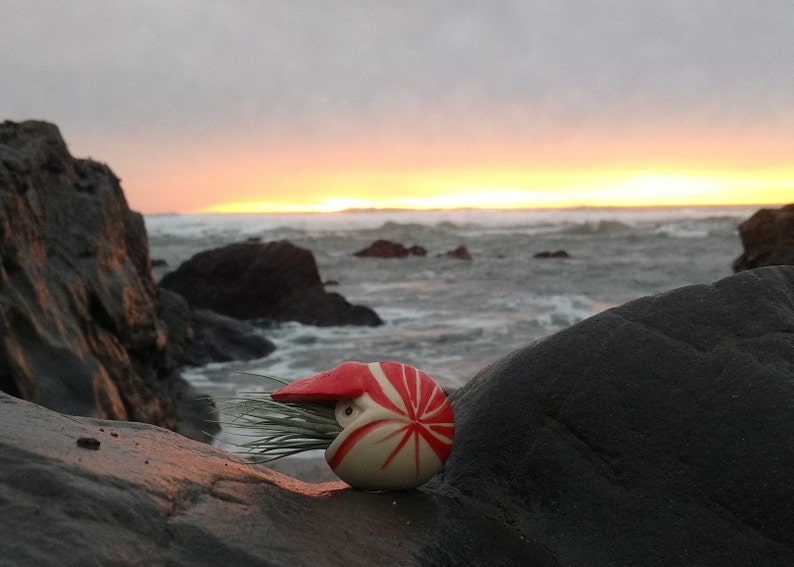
[271, 361, 455, 491]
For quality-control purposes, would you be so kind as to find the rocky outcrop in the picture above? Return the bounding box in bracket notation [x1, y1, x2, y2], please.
[160, 241, 382, 327]
[354, 240, 471, 260]
[184, 308, 275, 366]
[3, 266, 794, 565]
[732, 204, 794, 271]
[0, 120, 215, 440]
[354, 239, 427, 258]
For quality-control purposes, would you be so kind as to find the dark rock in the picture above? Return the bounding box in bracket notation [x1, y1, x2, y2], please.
[151, 258, 168, 267]
[276, 288, 384, 327]
[732, 204, 794, 271]
[184, 308, 276, 366]
[76, 437, 101, 450]
[407, 244, 428, 257]
[160, 240, 382, 327]
[534, 250, 571, 258]
[354, 239, 426, 258]
[154, 287, 192, 375]
[440, 265, 794, 566]
[446, 245, 472, 260]
[3, 267, 794, 565]
[0, 120, 215, 441]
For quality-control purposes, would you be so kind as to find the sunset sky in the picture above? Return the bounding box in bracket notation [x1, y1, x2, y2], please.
[2, 1, 793, 214]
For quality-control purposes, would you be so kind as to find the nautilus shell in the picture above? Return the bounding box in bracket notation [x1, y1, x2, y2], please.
[271, 361, 455, 491]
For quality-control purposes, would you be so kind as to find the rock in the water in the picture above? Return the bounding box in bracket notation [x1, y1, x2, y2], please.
[534, 250, 571, 258]
[732, 204, 794, 271]
[354, 239, 427, 258]
[441, 265, 794, 566]
[445, 245, 472, 260]
[184, 308, 276, 366]
[160, 240, 382, 327]
[0, 120, 214, 441]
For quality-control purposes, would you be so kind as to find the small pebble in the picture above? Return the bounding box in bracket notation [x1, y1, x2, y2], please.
[76, 437, 100, 450]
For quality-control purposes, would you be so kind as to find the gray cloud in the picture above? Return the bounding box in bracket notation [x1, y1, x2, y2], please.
[2, 1, 793, 161]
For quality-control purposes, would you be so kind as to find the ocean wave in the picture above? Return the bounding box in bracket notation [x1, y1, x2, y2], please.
[652, 224, 709, 238]
[561, 220, 633, 235]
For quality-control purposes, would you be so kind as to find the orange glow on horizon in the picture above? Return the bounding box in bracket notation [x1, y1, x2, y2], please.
[118, 130, 794, 214]
[198, 168, 794, 214]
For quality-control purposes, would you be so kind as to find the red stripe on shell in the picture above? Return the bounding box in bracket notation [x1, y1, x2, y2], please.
[326, 418, 396, 471]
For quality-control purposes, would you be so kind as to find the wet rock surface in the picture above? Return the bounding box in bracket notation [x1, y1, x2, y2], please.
[0, 392, 556, 567]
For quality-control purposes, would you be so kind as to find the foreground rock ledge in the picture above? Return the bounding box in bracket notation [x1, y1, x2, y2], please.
[0, 392, 552, 567]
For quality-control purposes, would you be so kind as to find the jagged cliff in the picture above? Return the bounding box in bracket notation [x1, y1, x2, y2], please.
[0, 120, 213, 439]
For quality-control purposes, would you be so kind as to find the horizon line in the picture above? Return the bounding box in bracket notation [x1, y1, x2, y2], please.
[143, 202, 789, 217]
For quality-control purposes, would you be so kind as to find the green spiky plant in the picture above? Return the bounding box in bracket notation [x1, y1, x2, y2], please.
[215, 374, 342, 462]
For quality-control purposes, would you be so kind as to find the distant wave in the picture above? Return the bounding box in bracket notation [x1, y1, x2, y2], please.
[561, 220, 632, 235]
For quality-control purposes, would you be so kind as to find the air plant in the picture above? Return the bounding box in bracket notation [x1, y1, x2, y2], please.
[216, 375, 342, 462]
[218, 361, 455, 491]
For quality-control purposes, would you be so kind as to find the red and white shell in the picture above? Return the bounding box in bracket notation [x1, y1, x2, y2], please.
[271, 361, 455, 490]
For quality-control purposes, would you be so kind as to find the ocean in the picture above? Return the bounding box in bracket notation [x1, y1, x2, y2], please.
[145, 205, 757, 397]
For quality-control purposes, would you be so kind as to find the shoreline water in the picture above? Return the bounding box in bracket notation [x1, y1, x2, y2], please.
[145, 205, 757, 452]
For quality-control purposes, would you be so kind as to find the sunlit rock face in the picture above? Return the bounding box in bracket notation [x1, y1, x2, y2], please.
[732, 204, 794, 272]
[0, 120, 213, 439]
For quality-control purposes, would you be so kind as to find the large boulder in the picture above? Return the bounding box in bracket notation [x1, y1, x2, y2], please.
[440, 265, 794, 565]
[160, 241, 382, 327]
[0, 120, 214, 440]
[2, 266, 793, 565]
[732, 204, 794, 271]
